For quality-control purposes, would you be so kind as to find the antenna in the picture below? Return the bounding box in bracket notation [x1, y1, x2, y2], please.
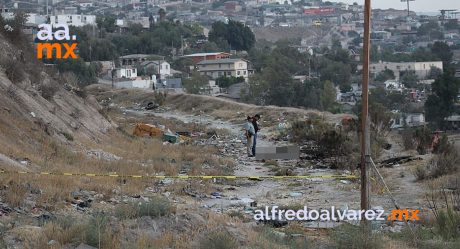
[401, 0, 415, 16]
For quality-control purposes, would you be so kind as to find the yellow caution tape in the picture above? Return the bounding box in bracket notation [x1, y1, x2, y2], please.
[0, 169, 358, 180]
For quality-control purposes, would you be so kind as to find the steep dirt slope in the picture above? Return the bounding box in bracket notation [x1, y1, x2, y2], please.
[0, 34, 114, 169]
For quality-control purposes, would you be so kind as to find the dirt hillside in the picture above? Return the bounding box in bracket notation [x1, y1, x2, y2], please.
[0, 33, 114, 170]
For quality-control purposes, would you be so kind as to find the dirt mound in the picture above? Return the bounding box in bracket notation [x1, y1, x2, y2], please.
[86, 85, 352, 126]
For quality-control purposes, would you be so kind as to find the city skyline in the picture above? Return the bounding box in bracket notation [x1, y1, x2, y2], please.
[328, 0, 460, 13]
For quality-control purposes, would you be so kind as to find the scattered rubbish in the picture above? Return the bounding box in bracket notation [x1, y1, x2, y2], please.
[210, 192, 222, 198]
[30, 112, 36, 118]
[340, 180, 352, 184]
[163, 133, 179, 143]
[133, 123, 163, 137]
[145, 102, 159, 110]
[380, 156, 421, 167]
[86, 149, 121, 161]
[240, 198, 255, 205]
[289, 192, 303, 198]
[160, 179, 173, 185]
[262, 218, 288, 228]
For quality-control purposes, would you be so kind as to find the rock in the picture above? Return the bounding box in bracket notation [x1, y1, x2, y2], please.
[340, 180, 351, 184]
[86, 149, 121, 161]
[48, 240, 57, 245]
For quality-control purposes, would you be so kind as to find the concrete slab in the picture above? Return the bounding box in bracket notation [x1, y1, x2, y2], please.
[256, 146, 299, 160]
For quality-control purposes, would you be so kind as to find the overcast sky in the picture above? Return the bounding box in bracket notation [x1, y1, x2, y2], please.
[327, 0, 460, 12]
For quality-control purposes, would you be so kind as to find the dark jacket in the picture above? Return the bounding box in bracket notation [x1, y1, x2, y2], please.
[252, 119, 260, 133]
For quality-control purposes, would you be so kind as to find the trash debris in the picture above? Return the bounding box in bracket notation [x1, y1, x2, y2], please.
[133, 123, 163, 137]
[163, 133, 179, 143]
[379, 156, 421, 167]
[145, 102, 159, 110]
[289, 192, 303, 197]
[86, 149, 121, 161]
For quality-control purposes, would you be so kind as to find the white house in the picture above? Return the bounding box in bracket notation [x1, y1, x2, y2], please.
[140, 60, 171, 79]
[391, 113, 425, 129]
[384, 80, 403, 91]
[113, 79, 153, 90]
[50, 15, 96, 27]
[112, 67, 138, 79]
[359, 61, 443, 80]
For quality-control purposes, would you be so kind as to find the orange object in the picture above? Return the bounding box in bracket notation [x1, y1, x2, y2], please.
[133, 123, 163, 137]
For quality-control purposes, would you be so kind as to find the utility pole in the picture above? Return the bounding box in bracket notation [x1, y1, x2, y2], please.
[402, 0, 415, 17]
[361, 0, 371, 216]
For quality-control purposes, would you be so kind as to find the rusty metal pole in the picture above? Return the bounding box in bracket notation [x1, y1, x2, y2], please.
[361, 0, 371, 214]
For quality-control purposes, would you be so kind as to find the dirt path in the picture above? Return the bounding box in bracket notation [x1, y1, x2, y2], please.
[124, 108, 428, 226]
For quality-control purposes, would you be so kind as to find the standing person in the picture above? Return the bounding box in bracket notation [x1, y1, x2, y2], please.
[252, 114, 261, 156]
[244, 116, 255, 157]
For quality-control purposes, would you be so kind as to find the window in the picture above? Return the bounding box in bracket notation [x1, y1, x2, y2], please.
[160, 65, 162, 70]
[243, 71, 247, 75]
[133, 69, 136, 73]
[228, 64, 231, 68]
[218, 72, 222, 76]
[239, 63, 243, 67]
[219, 64, 222, 68]
[165, 65, 168, 69]
[237, 71, 240, 75]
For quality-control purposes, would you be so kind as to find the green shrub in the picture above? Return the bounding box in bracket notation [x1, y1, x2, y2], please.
[434, 207, 460, 240]
[414, 164, 428, 180]
[62, 132, 74, 141]
[115, 196, 172, 219]
[428, 148, 459, 178]
[329, 223, 384, 249]
[85, 212, 109, 248]
[199, 230, 239, 249]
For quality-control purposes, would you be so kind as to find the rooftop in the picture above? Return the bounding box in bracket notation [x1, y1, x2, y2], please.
[197, 58, 247, 65]
[183, 52, 231, 57]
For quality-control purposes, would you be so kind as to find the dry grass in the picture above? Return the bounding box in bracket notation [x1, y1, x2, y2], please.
[2, 177, 28, 207]
[0, 96, 235, 210]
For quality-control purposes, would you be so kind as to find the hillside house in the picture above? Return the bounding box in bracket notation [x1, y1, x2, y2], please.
[197, 58, 252, 80]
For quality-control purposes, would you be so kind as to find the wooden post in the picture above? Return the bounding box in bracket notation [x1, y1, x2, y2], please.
[361, 0, 372, 214]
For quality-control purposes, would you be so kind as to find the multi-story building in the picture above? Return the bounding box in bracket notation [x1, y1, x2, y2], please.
[49, 15, 96, 27]
[197, 58, 252, 80]
[183, 52, 231, 64]
[361, 61, 444, 80]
